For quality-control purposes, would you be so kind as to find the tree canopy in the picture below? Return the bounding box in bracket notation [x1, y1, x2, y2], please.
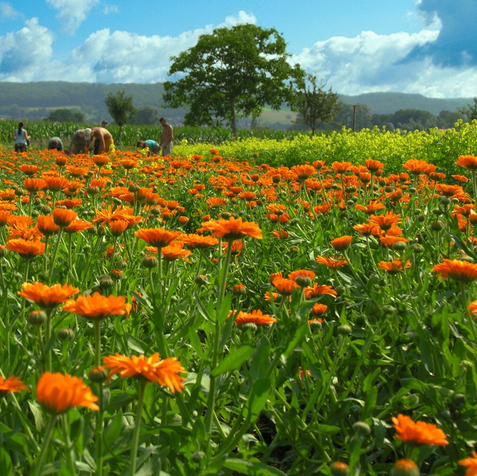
[459, 98, 477, 122]
[163, 24, 305, 137]
[105, 89, 136, 146]
[294, 75, 342, 134]
[45, 108, 84, 123]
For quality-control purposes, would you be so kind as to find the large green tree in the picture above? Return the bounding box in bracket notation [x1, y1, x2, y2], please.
[105, 89, 136, 146]
[293, 75, 342, 134]
[163, 24, 304, 138]
[45, 108, 85, 123]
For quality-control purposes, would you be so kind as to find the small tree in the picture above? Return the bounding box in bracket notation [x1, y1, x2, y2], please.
[459, 98, 477, 122]
[163, 24, 304, 138]
[105, 89, 136, 146]
[129, 106, 160, 125]
[294, 75, 342, 134]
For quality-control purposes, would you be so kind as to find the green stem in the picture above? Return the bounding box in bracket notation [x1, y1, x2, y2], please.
[94, 320, 104, 476]
[61, 414, 76, 474]
[49, 227, 64, 281]
[130, 380, 147, 476]
[33, 414, 57, 476]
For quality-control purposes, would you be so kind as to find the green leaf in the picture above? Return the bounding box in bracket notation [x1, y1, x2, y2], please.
[0, 447, 12, 476]
[316, 424, 341, 435]
[211, 345, 255, 377]
[244, 379, 271, 421]
[223, 458, 287, 475]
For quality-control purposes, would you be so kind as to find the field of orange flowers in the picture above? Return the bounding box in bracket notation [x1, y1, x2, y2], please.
[1, 144, 477, 475]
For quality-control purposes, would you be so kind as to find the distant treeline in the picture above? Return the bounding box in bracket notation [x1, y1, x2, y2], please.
[0, 81, 472, 132]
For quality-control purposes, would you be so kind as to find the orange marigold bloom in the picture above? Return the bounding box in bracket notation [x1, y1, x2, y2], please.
[37, 372, 99, 414]
[452, 174, 469, 182]
[64, 219, 94, 234]
[331, 235, 352, 251]
[162, 241, 192, 261]
[316, 256, 347, 268]
[272, 229, 289, 239]
[53, 208, 78, 227]
[6, 239, 45, 258]
[103, 353, 186, 393]
[63, 292, 128, 320]
[332, 161, 354, 173]
[310, 303, 328, 316]
[271, 277, 299, 296]
[23, 178, 47, 192]
[0, 375, 29, 397]
[355, 200, 386, 215]
[109, 219, 129, 236]
[202, 217, 262, 241]
[370, 211, 402, 231]
[234, 309, 277, 326]
[37, 215, 60, 236]
[43, 176, 69, 192]
[392, 414, 448, 446]
[135, 227, 182, 248]
[291, 164, 317, 181]
[378, 259, 410, 274]
[182, 234, 219, 249]
[206, 197, 228, 208]
[304, 283, 338, 299]
[403, 159, 436, 174]
[459, 451, 477, 476]
[288, 270, 316, 282]
[457, 155, 477, 171]
[353, 223, 382, 237]
[468, 301, 477, 316]
[93, 155, 110, 166]
[365, 159, 384, 173]
[433, 259, 477, 284]
[19, 164, 40, 175]
[380, 236, 408, 247]
[19, 282, 79, 309]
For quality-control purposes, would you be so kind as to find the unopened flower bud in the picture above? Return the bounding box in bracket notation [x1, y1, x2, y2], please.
[142, 256, 159, 269]
[57, 328, 74, 340]
[89, 366, 109, 383]
[330, 462, 349, 476]
[27, 310, 47, 326]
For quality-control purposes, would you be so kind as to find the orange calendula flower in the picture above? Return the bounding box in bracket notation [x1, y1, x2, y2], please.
[331, 236, 352, 251]
[380, 236, 408, 247]
[64, 219, 94, 234]
[52, 208, 78, 227]
[457, 155, 477, 171]
[304, 283, 338, 299]
[459, 451, 477, 476]
[378, 259, 410, 274]
[0, 375, 29, 397]
[316, 256, 347, 268]
[234, 309, 277, 325]
[402, 159, 436, 174]
[182, 234, 219, 249]
[103, 353, 186, 393]
[370, 211, 401, 231]
[63, 292, 128, 320]
[19, 282, 79, 309]
[37, 372, 99, 414]
[433, 259, 477, 284]
[135, 227, 182, 248]
[392, 414, 448, 446]
[162, 241, 192, 261]
[365, 159, 384, 173]
[202, 217, 262, 241]
[291, 164, 317, 181]
[37, 215, 60, 236]
[6, 239, 45, 258]
[271, 276, 299, 296]
[288, 270, 316, 282]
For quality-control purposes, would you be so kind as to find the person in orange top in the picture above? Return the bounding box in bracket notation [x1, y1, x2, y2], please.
[90, 127, 114, 154]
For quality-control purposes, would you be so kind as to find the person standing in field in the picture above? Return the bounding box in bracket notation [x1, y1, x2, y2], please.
[137, 140, 160, 155]
[48, 137, 64, 151]
[90, 126, 114, 154]
[67, 128, 92, 155]
[101, 120, 108, 128]
[13, 122, 30, 152]
[159, 117, 173, 156]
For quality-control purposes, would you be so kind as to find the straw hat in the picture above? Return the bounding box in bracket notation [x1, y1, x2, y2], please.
[84, 128, 92, 141]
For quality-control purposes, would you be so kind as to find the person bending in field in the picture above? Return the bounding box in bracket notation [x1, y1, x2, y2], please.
[67, 128, 92, 155]
[48, 137, 64, 151]
[137, 140, 160, 155]
[159, 117, 173, 156]
[13, 122, 31, 152]
[90, 127, 114, 154]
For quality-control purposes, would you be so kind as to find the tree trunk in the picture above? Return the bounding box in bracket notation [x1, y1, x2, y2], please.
[230, 97, 237, 140]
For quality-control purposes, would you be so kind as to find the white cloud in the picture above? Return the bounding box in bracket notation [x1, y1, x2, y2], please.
[46, 0, 99, 34]
[293, 28, 477, 97]
[222, 11, 257, 27]
[0, 2, 20, 20]
[0, 18, 56, 82]
[104, 5, 118, 15]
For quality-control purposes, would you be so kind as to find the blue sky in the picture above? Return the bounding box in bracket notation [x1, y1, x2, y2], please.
[0, 0, 476, 98]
